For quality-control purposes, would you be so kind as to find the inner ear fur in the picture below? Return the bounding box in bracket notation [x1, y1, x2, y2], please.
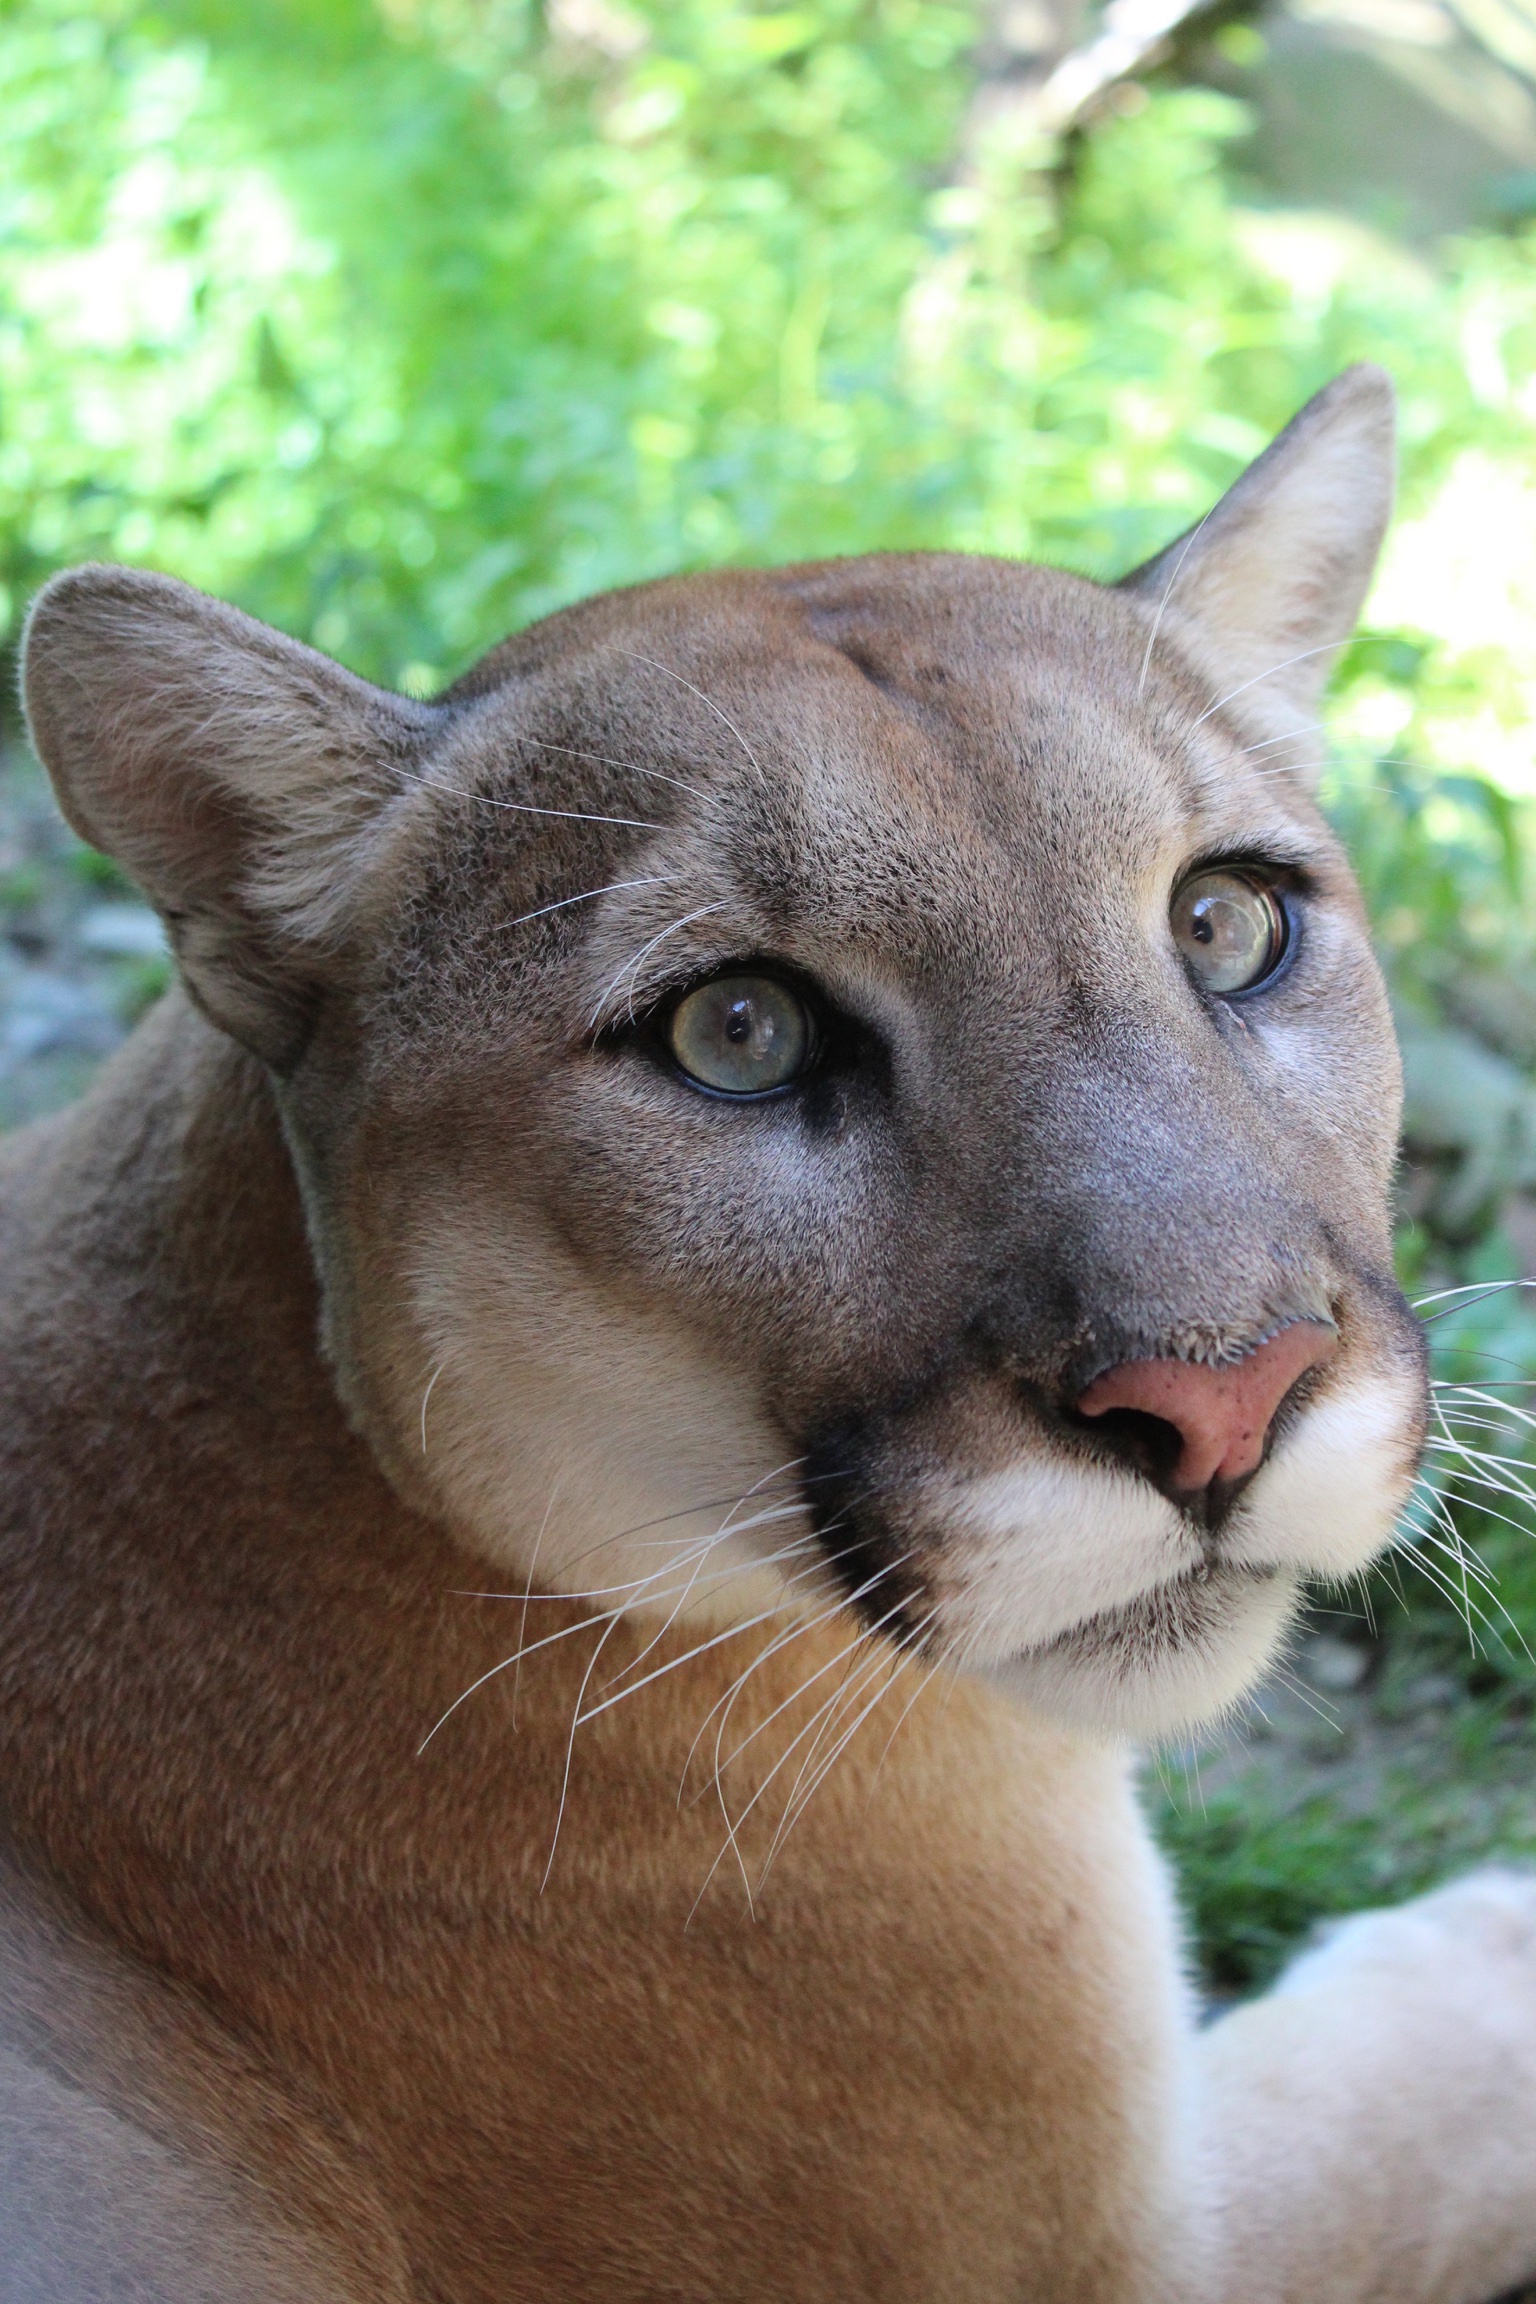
[22, 564, 439, 1069]
[1119, 364, 1396, 768]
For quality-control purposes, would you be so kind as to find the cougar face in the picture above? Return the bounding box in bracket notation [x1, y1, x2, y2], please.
[23, 366, 1426, 1737]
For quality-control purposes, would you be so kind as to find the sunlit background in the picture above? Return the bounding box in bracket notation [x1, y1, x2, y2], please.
[9, 0, 1536, 1987]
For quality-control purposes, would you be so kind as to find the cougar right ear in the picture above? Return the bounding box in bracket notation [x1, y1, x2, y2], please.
[22, 564, 439, 1070]
[1120, 364, 1397, 774]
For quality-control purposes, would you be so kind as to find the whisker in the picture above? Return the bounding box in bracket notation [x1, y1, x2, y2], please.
[1394, 1501, 1513, 1646]
[1423, 1449, 1536, 1508]
[864, 1643, 942, 1799]
[428, 1534, 768, 1754]
[669, 1531, 890, 1806]
[1135, 505, 1217, 701]
[1424, 1424, 1536, 1475]
[493, 876, 680, 934]
[1435, 1384, 1536, 1438]
[514, 1480, 560, 1729]
[446, 1464, 830, 1663]
[594, 1532, 915, 1761]
[588, 899, 734, 1033]
[758, 1589, 920, 1877]
[540, 1463, 824, 1582]
[693, 1606, 869, 1922]
[612, 647, 767, 791]
[1434, 1391, 1536, 1425]
[685, 1539, 922, 1816]
[1425, 1399, 1536, 1497]
[1188, 639, 1349, 731]
[540, 1608, 626, 1892]
[759, 1609, 937, 1885]
[412, 765, 666, 832]
[689, 1571, 898, 1797]
[598, 1510, 814, 1700]
[598, 1520, 730, 1693]
[417, 1606, 620, 1754]
[682, 1609, 909, 1922]
[419, 1361, 444, 1456]
[513, 734, 707, 801]
[1413, 1479, 1536, 1582]
[681, 1633, 872, 1923]
[576, 1590, 826, 1728]
[599, 1466, 813, 1695]
[1237, 721, 1329, 756]
[1416, 1280, 1536, 1321]
[1404, 1506, 1508, 1599]
[790, 1611, 939, 1822]
[1265, 1663, 1343, 1735]
[1394, 1548, 1497, 1646]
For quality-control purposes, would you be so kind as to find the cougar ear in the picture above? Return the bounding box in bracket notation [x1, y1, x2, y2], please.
[22, 564, 439, 1069]
[1120, 364, 1396, 767]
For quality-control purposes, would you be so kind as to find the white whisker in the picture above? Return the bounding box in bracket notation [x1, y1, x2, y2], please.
[579, 1590, 829, 1729]
[1135, 504, 1216, 700]
[412, 764, 666, 832]
[514, 734, 707, 801]
[864, 1643, 942, 1800]
[682, 1613, 901, 1923]
[515, 1481, 560, 1729]
[494, 876, 680, 934]
[588, 898, 733, 1031]
[417, 1607, 619, 1755]
[758, 1589, 920, 1880]
[759, 1607, 935, 1886]
[1189, 639, 1348, 731]
[419, 1361, 444, 1456]
[541, 1608, 626, 1892]
[613, 647, 767, 791]
[1237, 721, 1328, 757]
[690, 1585, 892, 1797]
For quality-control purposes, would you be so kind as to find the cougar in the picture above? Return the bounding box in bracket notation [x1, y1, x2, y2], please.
[4, 364, 1536, 2304]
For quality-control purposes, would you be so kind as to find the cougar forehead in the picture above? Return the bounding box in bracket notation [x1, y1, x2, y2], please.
[22, 366, 1425, 1739]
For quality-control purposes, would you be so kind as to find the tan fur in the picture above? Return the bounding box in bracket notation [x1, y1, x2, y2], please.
[6, 367, 1536, 2302]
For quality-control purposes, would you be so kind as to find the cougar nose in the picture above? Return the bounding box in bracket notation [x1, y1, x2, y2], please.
[1075, 1322, 1338, 1498]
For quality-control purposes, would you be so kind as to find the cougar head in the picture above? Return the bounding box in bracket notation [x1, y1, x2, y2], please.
[22, 365, 1425, 1737]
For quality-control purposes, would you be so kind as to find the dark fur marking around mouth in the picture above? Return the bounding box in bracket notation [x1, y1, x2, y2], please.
[799, 1441, 929, 1648]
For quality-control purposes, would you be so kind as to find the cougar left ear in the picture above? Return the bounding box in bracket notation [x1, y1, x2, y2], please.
[22, 564, 440, 1070]
[1119, 364, 1396, 769]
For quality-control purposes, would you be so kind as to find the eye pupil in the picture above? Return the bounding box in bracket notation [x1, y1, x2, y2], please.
[1170, 870, 1286, 995]
[666, 974, 812, 1096]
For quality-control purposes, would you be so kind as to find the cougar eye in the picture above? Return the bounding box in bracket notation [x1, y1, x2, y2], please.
[1170, 870, 1288, 996]
[666, 974, 812, 1096]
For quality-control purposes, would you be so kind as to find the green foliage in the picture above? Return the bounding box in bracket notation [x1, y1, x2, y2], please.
[1158, 1733, 1536, 1994]
[3, 0, 1536, 690]
[1158, 1791, 1410, 1997]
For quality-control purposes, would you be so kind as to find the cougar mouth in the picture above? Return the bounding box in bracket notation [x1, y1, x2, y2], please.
[1022, 1558, 1286, 1662]
[987, 1557, 1302, 1737]
[793, 1338, 1424, 1739]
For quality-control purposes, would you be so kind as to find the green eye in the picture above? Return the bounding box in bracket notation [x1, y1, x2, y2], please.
[1171, 870, 1288, 995]
[666, 974, 812, 1097]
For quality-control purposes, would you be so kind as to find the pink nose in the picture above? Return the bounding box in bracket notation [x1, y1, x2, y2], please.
[1075, 1321, 1338, 1494]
